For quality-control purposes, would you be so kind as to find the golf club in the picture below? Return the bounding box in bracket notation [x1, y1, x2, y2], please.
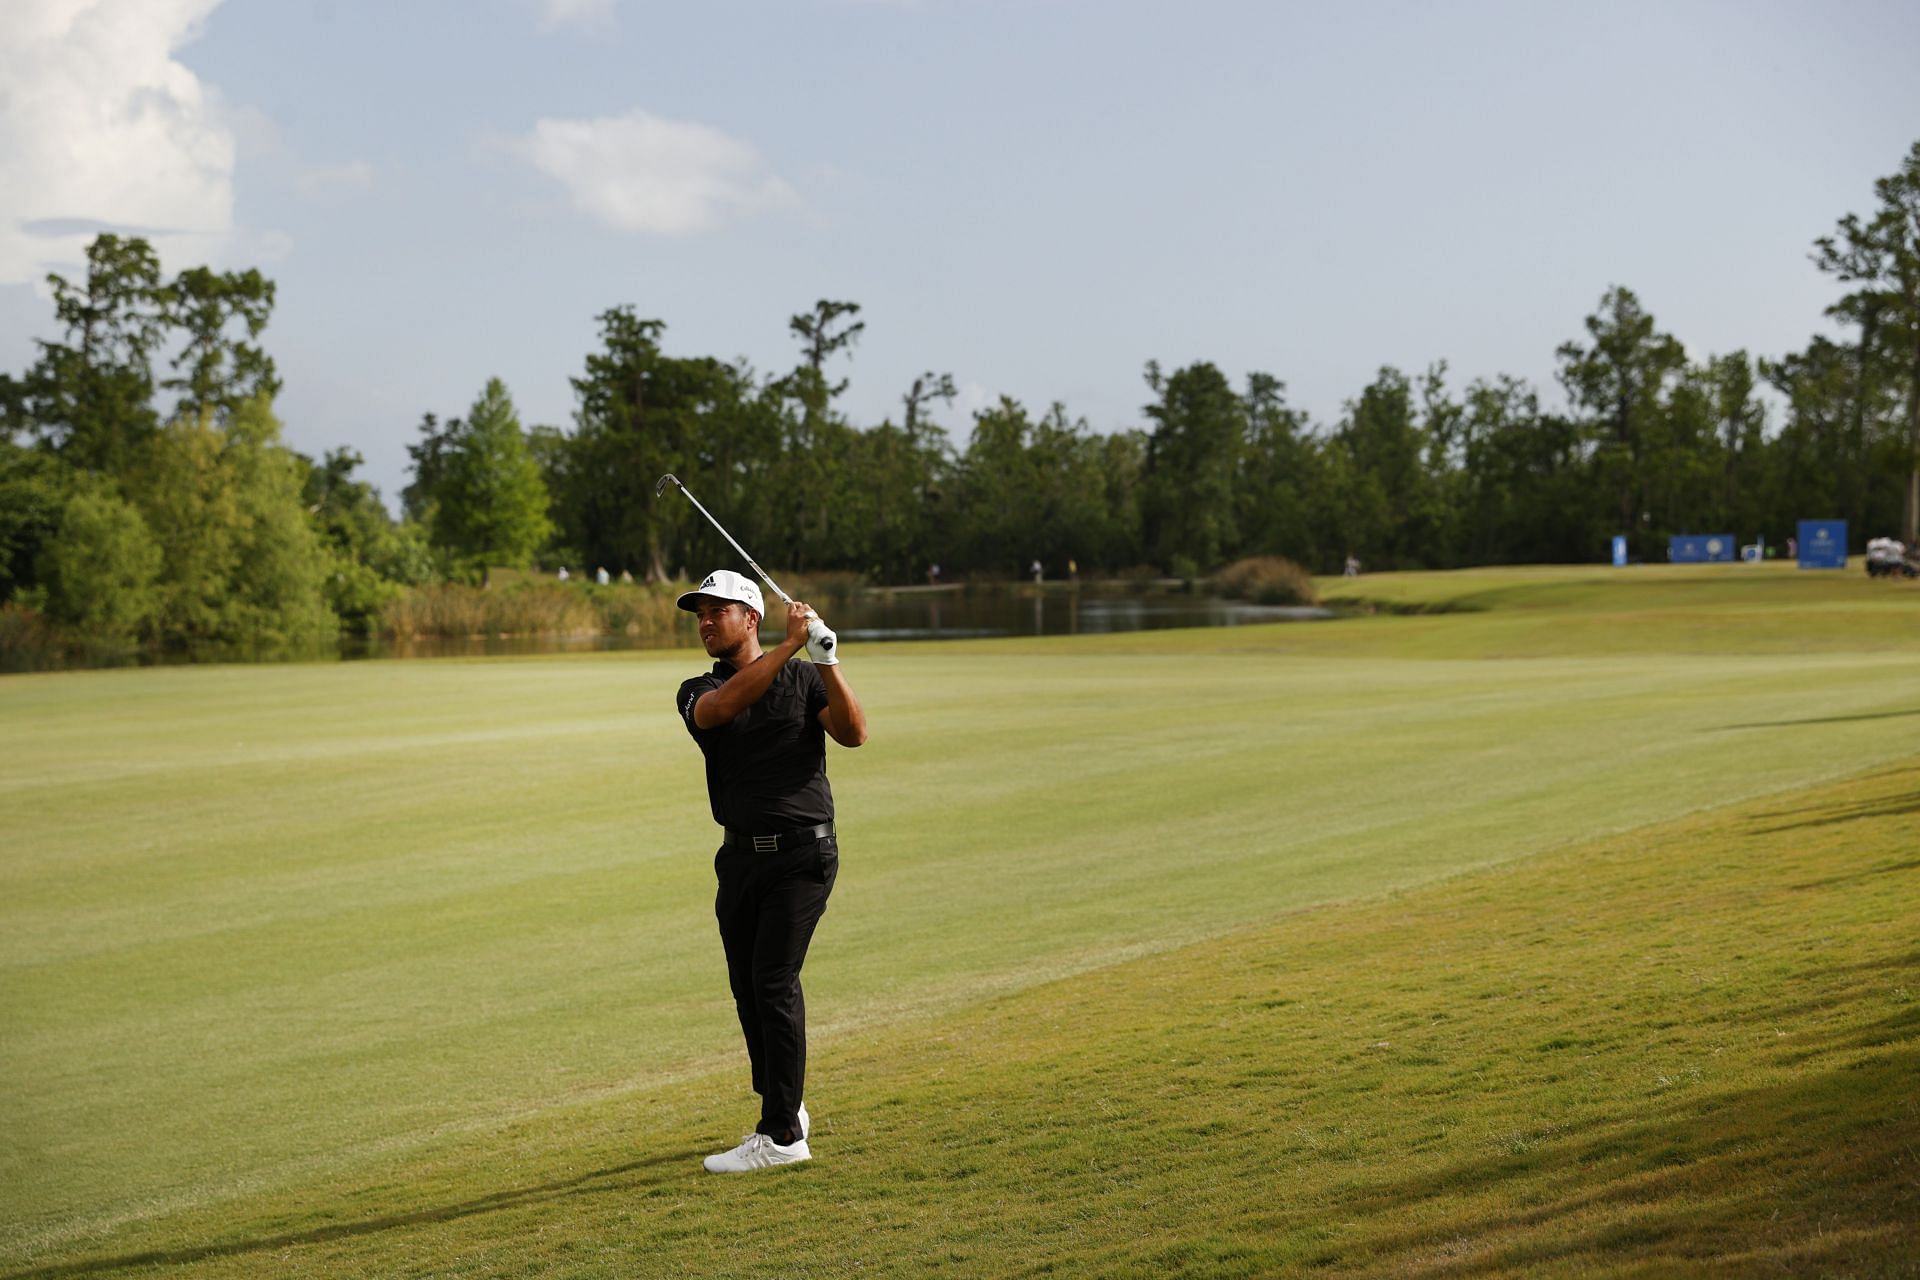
[654, 473, 793, 604]
[657, 474, 834, 657]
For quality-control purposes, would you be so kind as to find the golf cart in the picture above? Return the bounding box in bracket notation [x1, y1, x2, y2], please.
[1865, 537, 1919, 578]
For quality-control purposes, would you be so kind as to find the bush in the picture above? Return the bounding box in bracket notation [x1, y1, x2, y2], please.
[1213, 556, 1320, 606]
[40, 483, 163, 639]
[323, 556, 403, 635]
[0, 602, 62, 673]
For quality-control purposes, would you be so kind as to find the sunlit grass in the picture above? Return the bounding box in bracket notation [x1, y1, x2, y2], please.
[2, 563, 1917, 1275]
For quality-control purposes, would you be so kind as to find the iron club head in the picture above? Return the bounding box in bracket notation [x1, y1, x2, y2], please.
[654, 473, 680, 498]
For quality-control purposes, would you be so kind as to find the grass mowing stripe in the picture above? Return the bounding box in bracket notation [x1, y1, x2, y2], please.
[15, 755, 1913, 1277]
[4, 565, 1919, 1269]
[5, 645, 1920, 1256]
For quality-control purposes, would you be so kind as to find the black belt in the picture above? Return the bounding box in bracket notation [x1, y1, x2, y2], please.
[723, 822, 834, 853]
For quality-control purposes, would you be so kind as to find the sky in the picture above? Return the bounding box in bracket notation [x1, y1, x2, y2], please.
[3, 0, 1919, 507]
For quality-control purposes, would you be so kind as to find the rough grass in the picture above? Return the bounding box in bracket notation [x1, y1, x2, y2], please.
[3, 563, 1918, 1276]
[1212, 555, 1320, 606]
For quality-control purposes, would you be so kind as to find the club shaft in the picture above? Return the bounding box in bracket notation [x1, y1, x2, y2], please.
[668, 480, 792, 604]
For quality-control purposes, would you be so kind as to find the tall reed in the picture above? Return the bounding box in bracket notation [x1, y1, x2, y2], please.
[381, 581, 688, 640]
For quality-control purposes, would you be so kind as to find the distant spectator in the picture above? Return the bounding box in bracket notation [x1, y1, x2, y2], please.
[1067, 558, 1078, 580]
[1030, 558, 1043, 583]
[619, 568, 634, 583]
[597, 566, 610, 585]
[1343, 555, 1360, 577]
[928, 563, 941, 585]
[558, 566, 571, 581]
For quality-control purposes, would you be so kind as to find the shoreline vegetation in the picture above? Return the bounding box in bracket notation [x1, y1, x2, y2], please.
[1, 557, 1320, 673]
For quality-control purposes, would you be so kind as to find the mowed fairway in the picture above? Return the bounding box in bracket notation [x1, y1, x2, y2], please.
[3, 563, 1917, 1276]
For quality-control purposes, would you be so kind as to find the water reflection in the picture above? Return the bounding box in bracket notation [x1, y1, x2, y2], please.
[64, 587, 1333, 669]
[351, 589, 1329, 660]
[827, 587, 1330, 642]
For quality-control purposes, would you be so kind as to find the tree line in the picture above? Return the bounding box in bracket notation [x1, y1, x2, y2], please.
[3, 141, 1917, 656]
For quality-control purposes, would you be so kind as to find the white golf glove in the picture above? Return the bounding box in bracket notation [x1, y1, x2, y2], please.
[806, 617, 839, 666]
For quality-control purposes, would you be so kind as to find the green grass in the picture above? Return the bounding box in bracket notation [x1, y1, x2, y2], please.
[3, 564, 1917, 1276]
[1302, 560, 1920, 657]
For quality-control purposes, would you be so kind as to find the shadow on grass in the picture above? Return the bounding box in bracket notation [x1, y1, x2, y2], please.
[1317, 1044, 1920, 1275]
[1712, 707, 1920, 730]
[1743, 793, 1920, 835]
[1788, 858, 1920, 891]
[2, 1149, 693, 1279]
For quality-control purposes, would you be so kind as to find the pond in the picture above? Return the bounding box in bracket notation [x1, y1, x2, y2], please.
[347, 586, 1333, 661]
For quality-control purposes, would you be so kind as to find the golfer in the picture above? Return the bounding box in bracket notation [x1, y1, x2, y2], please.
[674, 570, 867, 1173]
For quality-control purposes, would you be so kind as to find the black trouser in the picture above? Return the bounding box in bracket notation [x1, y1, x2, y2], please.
[714, 834, 837, 1141]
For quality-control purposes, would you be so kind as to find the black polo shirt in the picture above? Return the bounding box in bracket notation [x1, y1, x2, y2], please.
[677, 658, 834, 834]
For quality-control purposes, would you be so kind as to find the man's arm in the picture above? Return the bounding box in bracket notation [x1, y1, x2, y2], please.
[692, 604, 810, 729]
[817, 663, 867, 747]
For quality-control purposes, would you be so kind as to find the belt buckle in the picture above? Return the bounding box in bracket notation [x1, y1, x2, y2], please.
[752, 834, 779, 853]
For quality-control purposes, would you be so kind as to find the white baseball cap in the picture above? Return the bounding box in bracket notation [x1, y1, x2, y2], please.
[677, 569, 765, 617]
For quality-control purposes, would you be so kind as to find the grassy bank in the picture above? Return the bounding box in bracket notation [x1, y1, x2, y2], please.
[3, 564, 1917, 1275]
[18, 754, 1912, 1277]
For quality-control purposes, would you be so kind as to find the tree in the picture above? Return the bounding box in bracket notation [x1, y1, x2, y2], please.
[1, 235, 166, 475]
[1140, 361, 1244, 571]
[780, 300, 865, 570]
[1813, 140, 1920, 542]
[1455, 376, 1592, 565]
[302, 447, 433, 629]
[786, 300, 866, 408]
[1557, 287, 1687, 559]
[0, 439, 71, 601]
[1703, 352, 1768, 536]
[558, 309, 773, 581]
[1763, 337, 1896, 536]
[902, 371, 956, 441]
[402, 414, 453, 525]
[134, 398, 337, 647]
[161, 265, 281, 422]
[1324, 368, 1451, 570]
[39, 480, 163, 639]
[414, 379, 554, 576]
[1237, 373, 1322, 567]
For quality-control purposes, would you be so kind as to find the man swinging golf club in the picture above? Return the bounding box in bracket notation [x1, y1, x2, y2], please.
[675, 568, 867, 1172]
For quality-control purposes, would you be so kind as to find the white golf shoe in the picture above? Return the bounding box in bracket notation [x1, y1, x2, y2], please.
[703, 1131, 811, 1173]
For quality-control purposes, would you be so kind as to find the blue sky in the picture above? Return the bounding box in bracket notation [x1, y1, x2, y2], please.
[3, 0, 1918, 505]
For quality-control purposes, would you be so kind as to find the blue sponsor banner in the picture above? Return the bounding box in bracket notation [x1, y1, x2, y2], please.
[1611, 535, 1628, 567]
[1668, 533, 1735, 563]
[1798, 519, 1848, 569]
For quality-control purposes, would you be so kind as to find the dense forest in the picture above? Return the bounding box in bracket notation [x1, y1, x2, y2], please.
[3, 141, 1916, 661]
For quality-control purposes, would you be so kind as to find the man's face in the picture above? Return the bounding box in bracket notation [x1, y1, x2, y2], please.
[693, 598, 757, 658]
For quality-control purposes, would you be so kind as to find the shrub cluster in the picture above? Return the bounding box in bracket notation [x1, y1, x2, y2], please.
[1212, 556, 1320, 607]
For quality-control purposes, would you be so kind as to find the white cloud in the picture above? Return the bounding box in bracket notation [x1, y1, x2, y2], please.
[0, 0, 242, 285]
[516, 110, 795, 236]
[538, 0, 615, 29]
